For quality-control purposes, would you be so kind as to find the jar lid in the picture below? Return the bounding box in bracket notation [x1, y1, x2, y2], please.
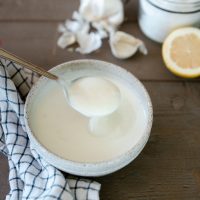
[148, 0, 200, 13]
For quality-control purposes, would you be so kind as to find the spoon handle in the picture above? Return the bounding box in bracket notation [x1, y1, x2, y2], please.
[0, 48, 58, 80]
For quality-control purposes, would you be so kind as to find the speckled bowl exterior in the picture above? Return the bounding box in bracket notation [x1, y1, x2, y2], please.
[24, 59, 153, 177]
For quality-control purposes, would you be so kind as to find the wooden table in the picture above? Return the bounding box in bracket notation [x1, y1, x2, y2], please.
[0, 0, 200, 199]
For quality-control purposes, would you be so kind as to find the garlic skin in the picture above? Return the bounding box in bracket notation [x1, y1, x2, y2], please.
[92, 22, 108, 39]
[66, 11, 90, 34]
[109, 31, 148, 59]
[57, 32, 76, 49]
[76, 32, 102, 54]
[79, 0, 124, 27]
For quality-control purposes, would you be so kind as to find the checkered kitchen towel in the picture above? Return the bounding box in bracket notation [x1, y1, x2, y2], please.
[0, 58, 100, 200]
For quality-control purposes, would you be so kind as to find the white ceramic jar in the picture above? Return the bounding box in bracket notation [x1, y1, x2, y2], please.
[139, 0, 200, 43]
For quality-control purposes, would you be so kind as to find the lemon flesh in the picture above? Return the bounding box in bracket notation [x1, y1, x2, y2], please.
[162, 27, 200, 78]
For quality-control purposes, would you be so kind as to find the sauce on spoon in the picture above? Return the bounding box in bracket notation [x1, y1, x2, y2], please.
[60, 77, 121, 117]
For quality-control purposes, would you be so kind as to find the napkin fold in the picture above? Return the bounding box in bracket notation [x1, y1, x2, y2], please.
[0, 58, 100, 200]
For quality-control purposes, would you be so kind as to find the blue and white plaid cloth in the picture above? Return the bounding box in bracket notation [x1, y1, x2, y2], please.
[0, 58, 100, 200]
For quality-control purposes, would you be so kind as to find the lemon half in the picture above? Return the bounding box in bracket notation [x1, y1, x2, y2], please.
[162, 27, 200, 78]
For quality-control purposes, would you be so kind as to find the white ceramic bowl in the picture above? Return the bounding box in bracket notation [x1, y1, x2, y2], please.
[24, 59, 153, 177]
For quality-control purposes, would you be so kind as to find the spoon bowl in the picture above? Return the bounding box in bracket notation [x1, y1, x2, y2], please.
[66, 76, 121, 117]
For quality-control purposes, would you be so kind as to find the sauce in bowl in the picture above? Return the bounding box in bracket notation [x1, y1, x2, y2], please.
[30, 75, 147, 162]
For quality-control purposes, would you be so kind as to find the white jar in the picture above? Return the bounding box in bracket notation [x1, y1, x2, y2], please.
[138, 0, 200, 43]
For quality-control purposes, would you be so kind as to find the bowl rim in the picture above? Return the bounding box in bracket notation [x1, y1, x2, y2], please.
[24, 59, 153, 176]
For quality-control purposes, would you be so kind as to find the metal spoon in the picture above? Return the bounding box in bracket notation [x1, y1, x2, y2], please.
[0, 48, 58, 80]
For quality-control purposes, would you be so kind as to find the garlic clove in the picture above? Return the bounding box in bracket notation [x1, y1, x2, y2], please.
[109, 31, 148, 59]
[57, 32, 76, 49]
[76, 32, 102, 54]
[66, 19, 90, 34]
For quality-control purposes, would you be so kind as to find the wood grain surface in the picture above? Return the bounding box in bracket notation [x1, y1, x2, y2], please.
[0, 0, 200, 199]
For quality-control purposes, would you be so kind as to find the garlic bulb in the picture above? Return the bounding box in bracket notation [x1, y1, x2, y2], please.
[109, 31, 148, 59]
[79, 0, 124, 27]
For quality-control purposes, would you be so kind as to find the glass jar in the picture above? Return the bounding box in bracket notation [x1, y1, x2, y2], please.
[138, 0, 200, 43]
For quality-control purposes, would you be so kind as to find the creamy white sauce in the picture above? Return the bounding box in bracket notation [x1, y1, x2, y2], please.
[30, 76, 147, 162]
